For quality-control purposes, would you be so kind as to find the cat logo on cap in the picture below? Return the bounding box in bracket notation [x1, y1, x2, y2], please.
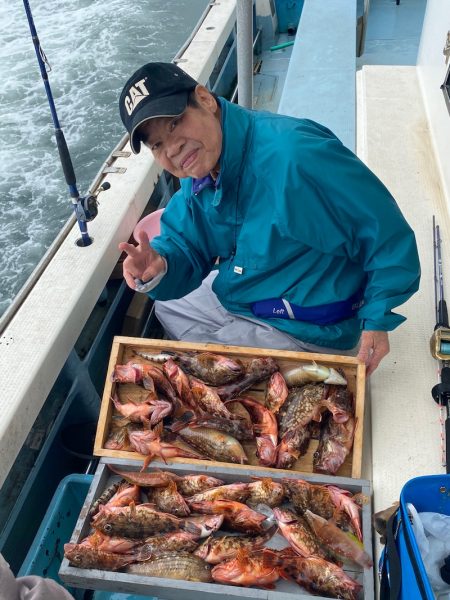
[124, 78, 150, 116]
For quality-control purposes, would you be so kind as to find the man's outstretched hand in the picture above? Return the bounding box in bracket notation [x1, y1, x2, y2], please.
[357, 330, 390, 376]
[118, 229, 166, 290]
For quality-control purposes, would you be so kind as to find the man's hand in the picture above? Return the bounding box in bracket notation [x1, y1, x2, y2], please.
[118, 229, 166, 290]
[357, 330, 390, 376]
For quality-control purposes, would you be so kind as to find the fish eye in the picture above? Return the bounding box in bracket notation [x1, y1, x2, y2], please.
[104, 523, 112, 532]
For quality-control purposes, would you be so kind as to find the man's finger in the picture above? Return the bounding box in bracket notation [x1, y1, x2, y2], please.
[122, 267, 137, 290]
[118, 241, 139, 257]
[366, 355, 379, 377]
[357, 341, 372, 366]
[136, 229, 150, 248]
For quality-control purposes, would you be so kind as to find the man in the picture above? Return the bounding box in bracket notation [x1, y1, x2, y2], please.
[118, 62, 420, 376]
[0, 553, 74, 600]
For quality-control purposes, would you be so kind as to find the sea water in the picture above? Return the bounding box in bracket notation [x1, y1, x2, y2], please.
[0, 0, 209, 318]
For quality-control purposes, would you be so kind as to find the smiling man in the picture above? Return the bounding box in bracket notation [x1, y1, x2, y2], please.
[118, 62, 420, 376]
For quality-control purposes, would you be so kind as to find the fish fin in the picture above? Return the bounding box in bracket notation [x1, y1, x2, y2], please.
[141, 416, 152, 429]
[157, 449, 168, 465]
[152, 420, 164, 437]
[166, 479, 178, 494]
[326, 485, 352, 497]
[142, 376, 156, 391]
[141, 454, 155, 471]
[133, 546, 154, 562]
[129, 501, 136, 517]
[235, 548, 250, 567]
[260, 548, 281, 568]
[154, 468, 182, 482]
[323, 368, 347, 385]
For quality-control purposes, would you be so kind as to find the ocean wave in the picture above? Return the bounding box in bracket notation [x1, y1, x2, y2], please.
[0, 0, 209, 317]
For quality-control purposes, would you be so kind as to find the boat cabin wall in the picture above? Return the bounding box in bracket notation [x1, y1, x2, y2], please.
[417, 0, 450, 208]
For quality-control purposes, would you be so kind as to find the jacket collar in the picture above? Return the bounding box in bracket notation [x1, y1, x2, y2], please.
[214, 98, 253, 206]
[186, 98, 253, 207]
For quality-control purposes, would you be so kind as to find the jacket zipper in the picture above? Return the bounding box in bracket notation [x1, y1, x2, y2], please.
[228, 178, 241, 270]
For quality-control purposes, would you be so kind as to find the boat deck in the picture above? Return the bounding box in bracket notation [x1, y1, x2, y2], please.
[357, 0, 447, 564]
[261, 0, 448, 573]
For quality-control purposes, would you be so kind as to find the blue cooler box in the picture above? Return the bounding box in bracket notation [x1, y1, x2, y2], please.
[19, 473, 93, 599]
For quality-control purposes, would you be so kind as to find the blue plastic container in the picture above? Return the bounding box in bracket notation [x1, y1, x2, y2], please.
[18, 472, 158, 600]
[275, 0, 304, 34]
[18, 473, 93, 600]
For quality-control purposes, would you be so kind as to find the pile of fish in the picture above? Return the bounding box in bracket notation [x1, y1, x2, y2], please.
[105, 349, 355, 474]
[64, 467, 371, 599]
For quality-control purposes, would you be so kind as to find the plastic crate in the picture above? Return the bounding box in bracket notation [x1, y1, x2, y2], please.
[19, 473, 93, 599]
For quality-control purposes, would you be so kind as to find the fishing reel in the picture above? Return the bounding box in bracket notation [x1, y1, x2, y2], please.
[430, 326, 450, 360]
[75, 181, 111, 222]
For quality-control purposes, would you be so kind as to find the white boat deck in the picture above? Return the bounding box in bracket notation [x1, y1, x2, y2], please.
[357, 0, 449, 565]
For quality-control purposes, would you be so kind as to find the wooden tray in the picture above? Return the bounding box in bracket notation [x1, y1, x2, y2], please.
[94, 337, 366, 478]
[59, 459, 374, 600]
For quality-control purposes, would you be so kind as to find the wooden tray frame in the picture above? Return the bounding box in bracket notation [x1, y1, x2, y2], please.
[94, 337, 366, 479]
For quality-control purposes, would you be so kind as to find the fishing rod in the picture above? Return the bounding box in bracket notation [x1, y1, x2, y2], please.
[430, 216, 450, 473]
[22, 0, 107, 246]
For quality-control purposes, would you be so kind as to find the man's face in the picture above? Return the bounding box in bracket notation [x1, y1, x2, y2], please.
[139, 86, 222, 179]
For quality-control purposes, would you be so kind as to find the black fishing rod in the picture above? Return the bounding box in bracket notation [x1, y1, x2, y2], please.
[23, 0, 102, 246]
[430, 216, 450, 473]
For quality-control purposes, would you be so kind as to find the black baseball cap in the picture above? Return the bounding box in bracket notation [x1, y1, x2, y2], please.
[119, 62, 199, 154]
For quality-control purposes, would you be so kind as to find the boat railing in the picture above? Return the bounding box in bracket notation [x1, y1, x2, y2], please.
[277, 0, 357, 152]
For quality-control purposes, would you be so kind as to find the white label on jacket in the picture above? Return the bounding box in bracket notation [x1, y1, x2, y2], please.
[234, 266, 243, 274]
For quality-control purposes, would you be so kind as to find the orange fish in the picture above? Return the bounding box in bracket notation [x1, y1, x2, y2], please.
[211, 548, 280, 588]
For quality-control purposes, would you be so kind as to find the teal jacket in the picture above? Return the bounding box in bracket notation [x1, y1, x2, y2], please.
[150, 98, 420, 350]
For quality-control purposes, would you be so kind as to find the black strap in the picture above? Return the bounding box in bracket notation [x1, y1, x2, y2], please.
[379, 508, 429, 600]
[379, 510, 402, 600]
[402, 516, 429, 600]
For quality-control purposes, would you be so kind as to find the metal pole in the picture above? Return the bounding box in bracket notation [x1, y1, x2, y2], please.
[23, 0, 92, 246]
[236, 0, 253, 108]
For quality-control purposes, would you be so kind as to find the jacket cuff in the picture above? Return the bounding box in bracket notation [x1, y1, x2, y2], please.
[361, 313, 406, 331]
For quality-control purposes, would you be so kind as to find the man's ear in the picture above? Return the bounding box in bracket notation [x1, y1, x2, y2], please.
[194, 85, 218, 113]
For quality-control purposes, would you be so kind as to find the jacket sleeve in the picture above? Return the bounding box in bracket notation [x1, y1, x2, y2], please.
[281, 124, 421, 331]
[148, 186, 216, 300]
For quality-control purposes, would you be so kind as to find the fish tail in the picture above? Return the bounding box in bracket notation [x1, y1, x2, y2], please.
[169, 412, 196, 432]
[182, 521, 202, 537]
